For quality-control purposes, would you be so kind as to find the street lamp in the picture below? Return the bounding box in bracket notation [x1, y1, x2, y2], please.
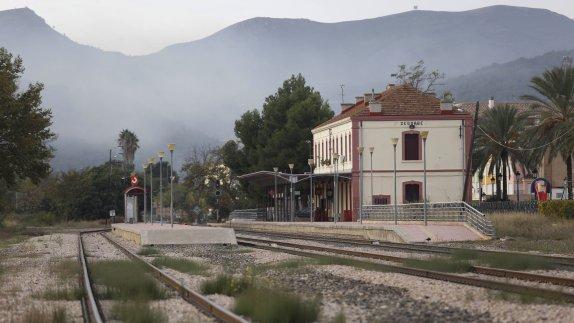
[143, 163, 148, 223]
[478, 174, 484, 202]
[149, 157, 155, 224]
[391, 138, 399, 225]
[333, 153, 340, 223]
[308, 159, 315, 222]
[289, 163, 294, 222]
[420, 131, 429, 226]
[490, 175, 495, 198]
[168, 144, 175, 227]
[515, 171, 521, 202]
[158, 151, 165, 226]
[496, 173, 503, 200]
[273, 167, 278, 221]
[358, 146, 364, 223]
[369, 147, 374, 205]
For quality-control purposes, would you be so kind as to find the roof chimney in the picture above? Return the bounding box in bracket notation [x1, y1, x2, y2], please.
[386, 83, 395, 90]
[369, 101, 382, 113]
[488, 97, 495, 109]
[355, 96, 363, 103]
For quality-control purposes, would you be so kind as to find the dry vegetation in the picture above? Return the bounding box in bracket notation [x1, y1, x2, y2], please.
[488, 212, 574, 254]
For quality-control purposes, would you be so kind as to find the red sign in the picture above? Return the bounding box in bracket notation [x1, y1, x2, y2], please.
[130, 175, 138, 186]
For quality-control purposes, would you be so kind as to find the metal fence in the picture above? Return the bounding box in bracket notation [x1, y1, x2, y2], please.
[229, 208, 269, 221]
[471, 200, 538, 214]
[362, 201, 495, 237]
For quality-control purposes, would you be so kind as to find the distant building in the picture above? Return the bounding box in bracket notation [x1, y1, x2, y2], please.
[458, 100, 571, 201]
[310, 84, 473, 221]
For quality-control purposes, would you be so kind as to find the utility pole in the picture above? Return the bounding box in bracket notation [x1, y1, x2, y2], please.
[462, 101, 480, 203]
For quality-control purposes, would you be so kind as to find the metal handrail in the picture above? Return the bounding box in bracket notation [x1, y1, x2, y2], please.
[363, 201, 495, 237]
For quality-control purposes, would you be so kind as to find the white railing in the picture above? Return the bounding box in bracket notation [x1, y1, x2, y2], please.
[362, 201, 495, 237]
[229, 208, 268, 221]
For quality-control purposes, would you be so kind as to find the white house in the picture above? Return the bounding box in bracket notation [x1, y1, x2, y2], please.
[311, 84, 473, 221]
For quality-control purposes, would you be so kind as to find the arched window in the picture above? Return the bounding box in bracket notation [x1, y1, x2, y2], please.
[402, 131, 421, 161]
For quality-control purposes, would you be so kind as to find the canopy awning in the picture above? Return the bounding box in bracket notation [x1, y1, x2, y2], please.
[238, 171, 351, 187]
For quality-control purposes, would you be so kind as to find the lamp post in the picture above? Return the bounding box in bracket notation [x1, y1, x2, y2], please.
[358, 146, 364, 223]
[289, 163, 294, 222]
[496, 173, 503, 200]
[369, 147, 374, 205]
[168, 144, 175, 227]
[143, 163, 148, 223]
[515, 171, 521, 202]
[158, 151, 165, 226]
[273, 167, 278, 221]
[391, 138, 399, 225]
[490, 175, 495, 198]
[421, 131, 429, 226]
[149, 157, 155, 224]
[478, 174, 484, 202]
[308, 159, 315, 222]
[333, 153, 340, 223]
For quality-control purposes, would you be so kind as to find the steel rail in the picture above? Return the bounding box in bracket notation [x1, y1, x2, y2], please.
[78, 232, 105, 323]
[99, 232, 248, 323]
[237, 237, 574, 301]
[234, 229, 574, 267]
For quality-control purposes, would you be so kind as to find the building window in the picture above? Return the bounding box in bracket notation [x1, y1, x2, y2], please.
[403, 131, 421, 161]
[373, 195, 390, 205]
[348, 133, 352, 161]
[403, 181, 422, 203]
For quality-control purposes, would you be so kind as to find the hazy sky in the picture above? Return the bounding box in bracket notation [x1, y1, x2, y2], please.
[1, 0, 573, 55]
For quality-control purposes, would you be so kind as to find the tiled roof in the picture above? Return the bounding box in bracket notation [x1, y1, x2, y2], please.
[317, 84, 453, 128]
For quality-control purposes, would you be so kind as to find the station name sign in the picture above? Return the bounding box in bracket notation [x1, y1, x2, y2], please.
[400, 121, 424, 126]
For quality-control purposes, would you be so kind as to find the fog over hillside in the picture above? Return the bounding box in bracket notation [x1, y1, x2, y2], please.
[2, 5, 574, 170]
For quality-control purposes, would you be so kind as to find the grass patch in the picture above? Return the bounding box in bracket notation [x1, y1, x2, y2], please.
[486, 289, 554, 304]
[404, 257, 473, 273]
[41, 287, 84, 301]
[111, 302, 167, 323]
[50, 259, 80, 281]
[331, 312, 347, 323]
[234, 287, 320, 323]
[22, 307, 68, 323]
[90, 260, 168, 301]
[489, 212, 574, 254]
[151, 257, 209, 275]
[200, 274, 253, 296]
[138, 246, 161, 256]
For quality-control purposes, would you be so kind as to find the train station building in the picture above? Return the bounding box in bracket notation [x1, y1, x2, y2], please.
[239, 84, 474, 221]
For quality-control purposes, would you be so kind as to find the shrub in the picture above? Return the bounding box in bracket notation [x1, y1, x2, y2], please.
[234, 287, 320, 323]
[111, 302, 167, 323]
[539, 200, 574, 219]
[151, 257, 209, 275]
[138, 246, 161, 256]
[200, 274, 252, 296]
[90, 260, 167, 301]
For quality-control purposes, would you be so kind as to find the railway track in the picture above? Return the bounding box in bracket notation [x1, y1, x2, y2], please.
[234, 229, 574, 267]
[78, 230, 247, 323]
[236, 236, 574, 303]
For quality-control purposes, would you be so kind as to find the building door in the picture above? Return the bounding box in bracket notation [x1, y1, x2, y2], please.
[404, 183, 421, 203]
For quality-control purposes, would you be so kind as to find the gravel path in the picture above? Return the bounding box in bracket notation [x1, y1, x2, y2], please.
[0, 234, 83, 323]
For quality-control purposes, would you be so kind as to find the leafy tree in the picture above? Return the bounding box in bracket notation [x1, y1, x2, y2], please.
[474, 105, 530, 200]
[0, 47, 55, 186]
[117, 129, 139, 169]
[182, 146, 248, 222]
[222, 74, 333, 178]
[393, 60, 444, 93]
[522, 66, 574, 200]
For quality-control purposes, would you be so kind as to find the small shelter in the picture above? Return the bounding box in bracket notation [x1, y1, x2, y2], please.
[124, 174, 145, 223]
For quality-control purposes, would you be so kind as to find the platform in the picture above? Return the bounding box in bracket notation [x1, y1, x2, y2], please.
[111, 223, 237, 246]
[218, 220, 488, 243]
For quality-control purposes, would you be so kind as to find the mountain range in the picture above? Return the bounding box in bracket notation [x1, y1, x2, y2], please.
[1, 5, 574, 169]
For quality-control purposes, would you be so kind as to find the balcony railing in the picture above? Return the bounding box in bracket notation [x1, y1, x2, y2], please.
[362, 201, 495, 237]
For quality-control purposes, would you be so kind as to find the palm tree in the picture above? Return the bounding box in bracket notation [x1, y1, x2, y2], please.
[522, 66, 574, 200]
[474, 105, 530, 201]
[117, 129, 139, 169]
